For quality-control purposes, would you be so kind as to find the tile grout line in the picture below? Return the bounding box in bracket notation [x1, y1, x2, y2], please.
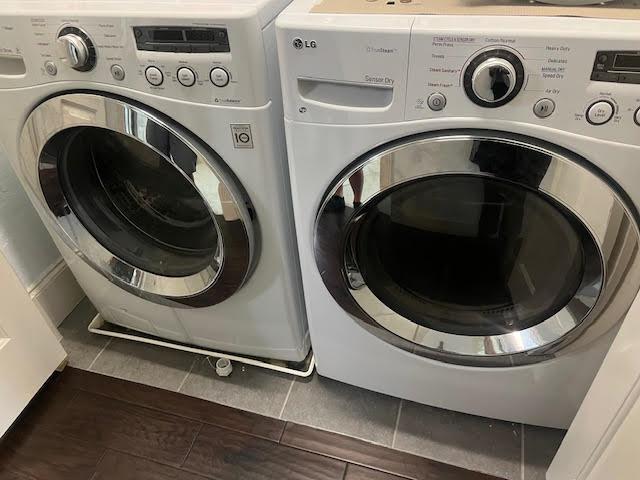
[278, 377, 296, 419]
[284, 418, 400, 449]
[177, 356, 198, 393]
[87, 337, 112, 371]
[391, 398, 404, 449]
[521, 423, 525, 480]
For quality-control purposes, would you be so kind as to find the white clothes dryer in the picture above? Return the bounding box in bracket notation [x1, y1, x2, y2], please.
[277, 1, 640, 426]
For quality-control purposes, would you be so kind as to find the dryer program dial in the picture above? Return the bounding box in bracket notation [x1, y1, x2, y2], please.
[464, 49, 524, 108]
[57, 26, 96, 72]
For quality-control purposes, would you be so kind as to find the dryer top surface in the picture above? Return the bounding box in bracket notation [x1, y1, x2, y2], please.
[309, 0, 640, 19]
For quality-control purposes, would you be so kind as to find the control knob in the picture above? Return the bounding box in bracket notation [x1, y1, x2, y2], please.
[57, 27, 96, 72]
[463, 49, 524, 108]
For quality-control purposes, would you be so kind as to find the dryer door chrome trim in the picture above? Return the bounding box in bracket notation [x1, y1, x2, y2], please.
[19, 93, 257, 308]
[314, 130, 640, 366]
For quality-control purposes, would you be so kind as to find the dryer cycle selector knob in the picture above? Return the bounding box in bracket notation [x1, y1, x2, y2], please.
[472, 58, 516, 102]
[463, 49, 524, 108]
[57, 26, 96, 72]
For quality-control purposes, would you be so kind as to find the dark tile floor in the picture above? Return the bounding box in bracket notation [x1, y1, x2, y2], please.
[0, 368, 503, 480]
[57, 299, 567, 480]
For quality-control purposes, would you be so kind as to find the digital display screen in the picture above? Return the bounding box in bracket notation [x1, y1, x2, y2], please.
[135, 26, 230, 52]
[152, 30, 184, 42]
[614, 54, 640, 71]
[185, 30, 216, 42]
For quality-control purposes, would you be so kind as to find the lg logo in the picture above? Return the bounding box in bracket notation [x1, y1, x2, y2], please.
[293, 37, 317, 50]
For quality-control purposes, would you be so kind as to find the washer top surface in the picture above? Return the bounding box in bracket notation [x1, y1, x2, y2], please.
[0, 0, 291, 107]
[0, 0, 291, 26]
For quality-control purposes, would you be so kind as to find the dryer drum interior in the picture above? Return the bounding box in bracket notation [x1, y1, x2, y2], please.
[20, 93, 257, 307]
[315, 131, 640, 366]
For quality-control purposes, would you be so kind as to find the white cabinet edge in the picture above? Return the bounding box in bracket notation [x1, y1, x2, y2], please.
[28, 259, 84, 334]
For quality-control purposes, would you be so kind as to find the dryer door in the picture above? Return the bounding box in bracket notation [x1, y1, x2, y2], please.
[315, 130, 640, 366]
[19, 93, 257, 307]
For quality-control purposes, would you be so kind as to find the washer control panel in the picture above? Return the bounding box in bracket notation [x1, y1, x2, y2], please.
[57, 26, 96, 72]
[0, 15, 271, 107]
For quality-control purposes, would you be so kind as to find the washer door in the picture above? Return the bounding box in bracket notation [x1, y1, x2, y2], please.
[315, 130, 640, 366]
[19, 93, 257, 307]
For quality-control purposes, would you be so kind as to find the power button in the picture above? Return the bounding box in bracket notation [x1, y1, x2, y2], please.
[427, 92, 446, 111]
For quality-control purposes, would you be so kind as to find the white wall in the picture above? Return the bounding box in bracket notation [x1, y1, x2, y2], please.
[0, 149, 61, 288]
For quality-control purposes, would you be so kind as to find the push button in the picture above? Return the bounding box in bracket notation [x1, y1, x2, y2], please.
[145, 66, 163, 86]
[177, 67, 196, 87]
[110, 64, 125, 81]
[210, 67, 230, 87]
[44, 61, 57, 76]
[427, 92, 446, 111]
[533, 98, 555, 118]
[586, 100, 614, 125]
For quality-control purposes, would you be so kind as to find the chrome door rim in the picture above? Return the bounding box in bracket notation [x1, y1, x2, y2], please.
[314, 130, 640, 366]
[19, 92, 257, 307]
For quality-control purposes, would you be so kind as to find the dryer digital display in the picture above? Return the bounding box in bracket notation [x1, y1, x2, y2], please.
[591, 50, 640, 83]
[613, 53, 640, 71]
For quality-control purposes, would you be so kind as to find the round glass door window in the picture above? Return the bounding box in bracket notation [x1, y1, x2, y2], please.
[354, 175, 593, 336]
[313, 132, 640, 365]
[22, 93, 255, 307]
[58, 126, 218, 277]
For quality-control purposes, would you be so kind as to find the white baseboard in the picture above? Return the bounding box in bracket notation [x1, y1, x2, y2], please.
[28, 259, 85, 336]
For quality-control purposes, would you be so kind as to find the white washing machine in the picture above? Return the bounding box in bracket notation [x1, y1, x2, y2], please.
[277, 1, 640, 427]
[0, 0, 310, 363]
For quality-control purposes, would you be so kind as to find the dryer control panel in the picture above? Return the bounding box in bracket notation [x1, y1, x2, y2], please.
[0, 14, 271, 107]
[591, 50, 640, 85]
[277, 13, 640, 145]
[405, 16, 640, 145]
